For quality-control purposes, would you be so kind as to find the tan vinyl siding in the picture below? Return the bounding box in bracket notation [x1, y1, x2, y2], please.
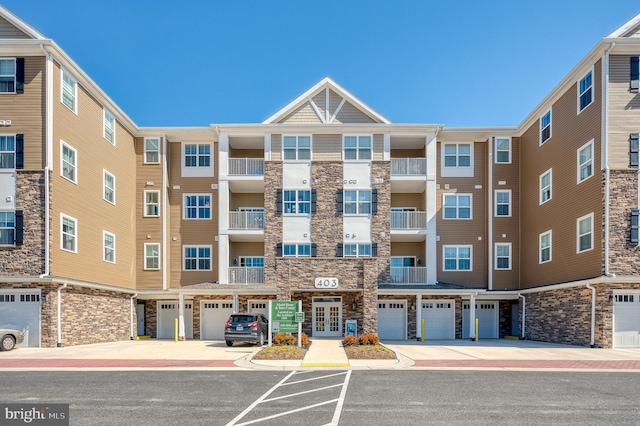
[390, 242, 425, 257]
[312, 91, 326, 112]
[373, 134, 384, 161]
[0, 16, 30, 38]
[436, 142, 487, 287]
[329, 89, 342, 111]
[334, 101, 376, 124]
[230, 193, 264, 210]
[230, 242, 264, 263]
[391, 192, 426, 209]
[271, 134, 282, 161]
[280, 102, 322, 124]
[0, 56, 45, 169]
[609, 55, 640, 170]
[51, 62, 137, 289]
[312, 134, 341, 161]
[520, 60, 603, 288]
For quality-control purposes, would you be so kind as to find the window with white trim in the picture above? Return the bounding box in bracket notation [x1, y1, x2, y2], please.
[61, 141, 77, 184]
[240, 257, 264, 267]
[183, 245, 212, 271]
[283, 135, 311, 160]
[443, 245, 472, 271]
[578, 140, 594, 183]
[103, 170, 115, 204]
[144, 138, 160, 164]
[183, 194, 211, 219]
[343, 243, 372, 257]
[344, 135, 372, 160]
[103, 109, 115, 145]
[577, 213, 594, 253]
[144, 190, 160, 217]
[61, 214, 77, 253]
[103, 231, 115, 263]
[0, 135, 15, 169]
[540, 169, 552, 204]
[144, 243, 160, 270]
[578, 69, 593, 113]
[441, 143, 473, 177]
[284, 244, 311, 257]
[540, 230, 551, 263]
[443, 194, 471, 219]
[185, 143, 211, 167]
[495, 190, 511, 217]
[495, 243, 511, 270]
[344, 190, 371, 215]
[0, 211, 15, 245]
[495, 137, 511, 163]
[0, 59, 16, 93]
[61, 69, 77, 113]
[284, 190, 311, 214]
[540, 110, 551, 144]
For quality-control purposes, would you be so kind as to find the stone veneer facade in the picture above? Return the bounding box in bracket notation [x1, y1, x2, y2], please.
[607, 171, 640, 276]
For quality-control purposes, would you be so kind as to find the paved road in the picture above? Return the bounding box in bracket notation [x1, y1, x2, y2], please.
[1, 371, 639, 425]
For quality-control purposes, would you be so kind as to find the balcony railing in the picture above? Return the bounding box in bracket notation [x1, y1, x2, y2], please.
[391, 158, 426, 176]
[389, 266, 427, 284]
[391, 211, 427, 229]
[228, 267, 264, 284]
[229, 158, 264, 176]
[229, 211, 264, 230]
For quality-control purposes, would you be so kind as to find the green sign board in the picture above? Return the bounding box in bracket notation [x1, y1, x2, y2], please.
[295, 312, 305, 323]
[271, 301, 300, 333]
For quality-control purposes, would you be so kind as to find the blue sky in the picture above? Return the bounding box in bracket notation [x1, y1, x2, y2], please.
[2, 1, 639, 127]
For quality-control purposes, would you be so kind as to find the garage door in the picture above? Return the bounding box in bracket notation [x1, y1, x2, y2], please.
[421, 300, 455, 339]
[463, 301, 498, 339]
[378, 300, 406, 340]
[201, 300, 234, 340]
[248, 300, 269, 319]
[0, 290, 41, 347]
[157, 302, 193, 339]
[614, 293, 640, 348]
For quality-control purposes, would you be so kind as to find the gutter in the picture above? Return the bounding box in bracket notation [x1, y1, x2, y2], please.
[488, 137, 493, 291]
[38, 43, 53, 278]
[162, 134, 168, 291]
[130, 293, 137, 340]
[56, 283, 67, 347]
[585, 284, 596, 347]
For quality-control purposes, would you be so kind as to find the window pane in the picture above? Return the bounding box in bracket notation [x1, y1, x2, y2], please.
[458, 156, 471, 167]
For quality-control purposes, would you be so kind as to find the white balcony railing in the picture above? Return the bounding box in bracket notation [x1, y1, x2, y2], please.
[229, 211, 264, 230]
[228, 267, 264, 284]
[391, 211, 427, 229]
[229, 158, 264, 175]
[391, 158, 426, 176]
[389, 266, 427, 284]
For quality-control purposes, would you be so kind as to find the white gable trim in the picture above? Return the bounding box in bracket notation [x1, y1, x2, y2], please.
[607, 13, 640, 38]
[0, 5, 47, 40]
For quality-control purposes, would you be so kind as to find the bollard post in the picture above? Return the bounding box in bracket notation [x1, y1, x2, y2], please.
[174, 318, 178, 342]
[475, 318, 479, 342]
[421, 318, 425, 342]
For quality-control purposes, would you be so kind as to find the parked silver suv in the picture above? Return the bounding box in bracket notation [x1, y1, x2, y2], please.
[0, 328, 24, 351]
[224, 314, 268, 347]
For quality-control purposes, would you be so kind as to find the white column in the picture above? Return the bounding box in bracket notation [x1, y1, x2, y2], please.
[426, 134, 438, 285]
[416, 294, 422, 340]
[469, 294, 476, 340]
[218, 234, 230, 284]
[383, 133, 390, 161]
[178, 293, 185, 341]
[218, 133, 230, 285]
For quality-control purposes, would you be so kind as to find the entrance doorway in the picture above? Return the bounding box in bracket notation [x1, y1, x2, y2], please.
[511, 303, 519, 336]
[312, 297, 342, 337]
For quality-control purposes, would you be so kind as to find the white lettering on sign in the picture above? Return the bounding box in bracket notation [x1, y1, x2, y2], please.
[315, 278, 338, 289]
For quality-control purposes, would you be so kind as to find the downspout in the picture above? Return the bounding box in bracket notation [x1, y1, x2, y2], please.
[56, 283, 67, 347]
[162, 135, 168, 290]
[585, 284, 596, 347]
[130, 293, 137, 340]
[518, 293, 525, 339]
[488, 137, 493, 291]
[603, 42, 616, 278]
[39, 43, 53, 278]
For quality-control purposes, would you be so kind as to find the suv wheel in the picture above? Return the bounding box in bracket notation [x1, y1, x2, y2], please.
[1, 335, 15, 351]
[225, 340, 233, 347]
[259, 332, 265, 346]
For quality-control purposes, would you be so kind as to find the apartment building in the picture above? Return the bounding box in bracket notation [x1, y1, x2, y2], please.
[1, 5, 640, 348]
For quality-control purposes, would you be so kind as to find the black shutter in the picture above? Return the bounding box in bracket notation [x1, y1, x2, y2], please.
[337, 189, 343, 214]
[311, 189, 317, 213]
[276, 189, 282, 214]
[16, 58, 24, 93]
[372, 243, 378, 257]
[337, 243, 343, 257]
[16, 134, 24, 169]
[631, 133, 639, 168]
[276, 243, 282, 257]
[311, 243, 317, 257]
[371, 189, 378, 214]
[632, 57, 639, 93]
[15, 210, 23, 245]
[632, 210, 639, 245]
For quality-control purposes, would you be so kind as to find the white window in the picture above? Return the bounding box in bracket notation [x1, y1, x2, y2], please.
[577, 213, 594, 253]
[183, 245, 212, 271]
[343, 243, 372, 257]
[61, 214, 77, 253]
[283, 135, 311, 160]
[182, 142, 213, 177]
[443, 194, 471, 219]
[443, 245, 472, 271]
[540, 110, 551, 144]
[183, 194, 211, 219]
[578, 68, 593, 113]
[0, 211, 15, 245]
[495, 190, 511, 217]
[284, 190, 311, 214]
[144, 243, 160, 270]
[284, 244, 311, 257]
[344, 190, 371, 215]
[60, 141, 77, 184]
[540, 230, 552, 263]
[540, 169, 552, 204]
[240, 257, 264, 267]
[578, 140, 594, 183]
[0, 135, 15, 168]
[344, 135, 372, 160]
[0, 59, 16, 93]
[495, 137, 511, 163]
[144, 190, 160, 217]
[495, 243, 511, 270]
[103, 109, 115, 145]
[441, 143, 473, 177]
[103, 231, 115, 263]
[61, 69, 77, 113]
[144, 138, 160, 164]
[103, 170, 115, 205]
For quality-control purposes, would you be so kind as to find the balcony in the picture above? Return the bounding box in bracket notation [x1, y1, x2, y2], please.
[391, 211, 427, 230]
[229, 211, 264, 230]
[391, 158, 426, 176]
[228, 267, 264, 284]
[229, 158, 264, 176]
[389, 266, 427, 284]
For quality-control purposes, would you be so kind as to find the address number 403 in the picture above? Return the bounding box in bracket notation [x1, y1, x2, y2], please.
[314, 277, 338, 288]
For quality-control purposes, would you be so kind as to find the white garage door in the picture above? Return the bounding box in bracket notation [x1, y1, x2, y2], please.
[201, 300, 234, 340]
[421, 300, 455, 339]
[248, 300, 270, 319]
[614, 293, 640, 348]
[157, 302, 193, 339]
[463, 301, 498, 339]
[378, 300, 406, 340]
[0, 290, 41, 347]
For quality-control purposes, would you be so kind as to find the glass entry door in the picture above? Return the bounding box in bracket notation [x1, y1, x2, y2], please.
[312, 297, 342, 337]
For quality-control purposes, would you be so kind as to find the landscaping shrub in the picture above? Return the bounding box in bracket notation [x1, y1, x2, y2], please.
[300, 332, 309, 346]
[344, 335, 357, 346]
[358, 333, 380, 345]
[272, 333, 296, 345]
